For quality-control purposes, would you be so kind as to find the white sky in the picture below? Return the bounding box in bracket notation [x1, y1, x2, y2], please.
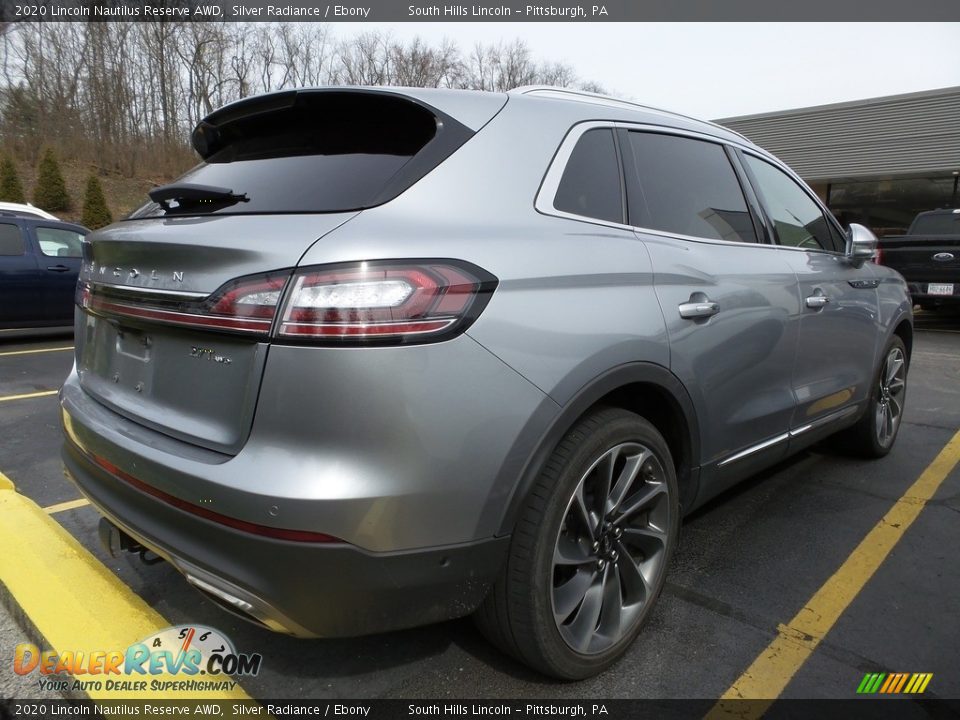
[336, 22, 960, 119]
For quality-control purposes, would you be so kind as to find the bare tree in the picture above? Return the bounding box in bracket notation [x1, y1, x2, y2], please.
[389, 36, 461, 88]
[0, 22, 599, 184]
[270, 24, 333, 88]
[334, 31, 394, 85]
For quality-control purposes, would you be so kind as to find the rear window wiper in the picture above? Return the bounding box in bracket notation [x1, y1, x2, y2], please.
[148, 183, 249, 213]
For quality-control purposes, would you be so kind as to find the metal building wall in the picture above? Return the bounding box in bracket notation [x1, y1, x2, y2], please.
[716, 87, 960, 182]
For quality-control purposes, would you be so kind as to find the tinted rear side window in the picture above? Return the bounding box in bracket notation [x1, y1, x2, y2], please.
[0, 223, 24, 256]
[553, 128, 624, 224]
[625, 132, 757, 243]
[131, 92, 471, 218]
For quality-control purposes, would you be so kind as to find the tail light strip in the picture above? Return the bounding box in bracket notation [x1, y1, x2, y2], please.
[78, 260, 497, 345]
[85, 296, 273, 334]
[278, 319, 456, 337]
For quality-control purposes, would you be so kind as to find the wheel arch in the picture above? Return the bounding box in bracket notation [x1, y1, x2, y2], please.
[892, 315, 913, 363]
[495, 362, 702, 537]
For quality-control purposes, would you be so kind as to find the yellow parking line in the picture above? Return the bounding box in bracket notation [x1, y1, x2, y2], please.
[708, 427, 960, 716]
[0, 346, 73, 357]
[43, 497, 91, 515]
[0, 470, 253, 702]
[0, 390, 59, 403]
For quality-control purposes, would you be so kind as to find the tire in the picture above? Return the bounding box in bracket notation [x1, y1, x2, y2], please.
[837, 335, 908, 458]
[475, 407, 679, 679]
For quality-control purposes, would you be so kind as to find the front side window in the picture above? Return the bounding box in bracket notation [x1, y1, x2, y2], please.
[553, 128, 624, 224]
[0, 223, 24, 256]
[744, 155, 839, 252]
[625, 132, 757, 244]
[36, 227, 85, 258]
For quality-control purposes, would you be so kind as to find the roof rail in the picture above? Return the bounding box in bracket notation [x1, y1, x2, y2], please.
[509, 86, 750, 142]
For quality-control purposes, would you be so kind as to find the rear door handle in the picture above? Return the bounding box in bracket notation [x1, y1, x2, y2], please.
[46, 265, 71, 273]
[805, 295, 831, 309]
[678, 301, 720, 319]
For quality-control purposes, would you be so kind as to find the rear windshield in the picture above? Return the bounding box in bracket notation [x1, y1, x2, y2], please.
[910, 212, 960, 235]
[131, 92, 468, 219]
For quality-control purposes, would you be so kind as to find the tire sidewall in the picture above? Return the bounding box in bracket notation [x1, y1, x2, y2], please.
[524, 409, 680, 679]
[865, 335, 909, 456]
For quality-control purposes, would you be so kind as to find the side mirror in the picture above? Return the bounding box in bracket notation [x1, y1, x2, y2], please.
[846, 223, 878, 263]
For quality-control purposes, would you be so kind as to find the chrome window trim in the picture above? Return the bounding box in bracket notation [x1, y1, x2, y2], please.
[535, 121, 782, 251]
[534, 121, 630, 232]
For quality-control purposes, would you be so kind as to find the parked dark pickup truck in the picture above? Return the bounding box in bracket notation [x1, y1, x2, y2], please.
[878, 209, 960, 310]
[0, 212, 89, 329]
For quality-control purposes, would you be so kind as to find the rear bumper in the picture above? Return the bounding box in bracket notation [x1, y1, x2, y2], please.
[63, 438, 509, 637]
[59, 332, 554, 636]
[62, 335, 553, 552]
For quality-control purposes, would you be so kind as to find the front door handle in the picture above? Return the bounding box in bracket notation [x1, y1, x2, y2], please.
[46, 265, 71, 272]
[678, 301, 720, 319]
[805, 294, 831, 309]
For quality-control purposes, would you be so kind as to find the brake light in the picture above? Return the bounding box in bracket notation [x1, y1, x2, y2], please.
[872, 248, 884, 264]
[78, 271, 291, 336]
[277, 261, 496, 343]
[78, 260, 496, 344]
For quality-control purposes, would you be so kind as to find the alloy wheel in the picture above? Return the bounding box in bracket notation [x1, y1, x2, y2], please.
[875, 346, 906, 447]
[551, 442, 671, 654]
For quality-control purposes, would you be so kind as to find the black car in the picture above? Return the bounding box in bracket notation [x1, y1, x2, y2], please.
[0, 212, 89, 329]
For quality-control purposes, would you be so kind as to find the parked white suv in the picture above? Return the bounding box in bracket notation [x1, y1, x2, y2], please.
[0, 202, 59, 220]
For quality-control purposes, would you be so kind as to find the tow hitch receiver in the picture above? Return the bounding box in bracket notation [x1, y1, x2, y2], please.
[98, 517, 164, 565]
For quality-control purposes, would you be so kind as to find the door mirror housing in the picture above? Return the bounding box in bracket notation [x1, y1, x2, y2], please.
[845, 223, 878, 264]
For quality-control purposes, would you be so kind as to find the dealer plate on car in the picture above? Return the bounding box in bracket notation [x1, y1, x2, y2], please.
[928, 283, 955, 296]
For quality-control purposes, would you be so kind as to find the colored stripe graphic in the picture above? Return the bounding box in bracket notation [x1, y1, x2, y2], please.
[857, 672, 932, 694]
[879, 674, 895, 693]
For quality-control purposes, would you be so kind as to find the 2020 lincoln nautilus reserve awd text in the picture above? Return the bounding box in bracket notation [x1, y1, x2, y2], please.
[61, 86, 912, 679]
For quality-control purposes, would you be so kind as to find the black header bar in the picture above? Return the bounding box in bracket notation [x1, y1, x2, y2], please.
[2, 0, 958, 22]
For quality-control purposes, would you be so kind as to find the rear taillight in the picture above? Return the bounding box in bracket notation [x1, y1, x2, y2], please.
[872, 248, 884, 264]
[278, 261, 494, 342]
[79, 260, 496, 345]
[78, 270, 290, 336]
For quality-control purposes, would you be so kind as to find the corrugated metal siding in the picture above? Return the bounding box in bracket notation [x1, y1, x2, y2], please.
[717, 87, 960, 182]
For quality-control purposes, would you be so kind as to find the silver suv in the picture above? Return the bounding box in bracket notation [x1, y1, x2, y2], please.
[61, 86, 912, 679]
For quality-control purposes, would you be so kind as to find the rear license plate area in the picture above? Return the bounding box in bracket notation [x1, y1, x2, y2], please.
[927, 283, 955, 296]
[79, 315, 155, 397]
